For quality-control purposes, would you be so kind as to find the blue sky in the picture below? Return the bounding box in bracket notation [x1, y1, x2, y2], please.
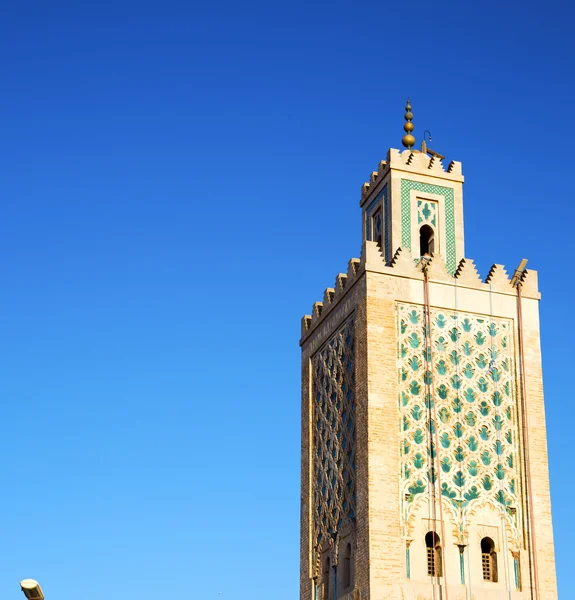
[1, 1, 573, 598]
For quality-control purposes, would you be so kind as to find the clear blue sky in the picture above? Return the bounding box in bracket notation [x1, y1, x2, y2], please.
[1, 1, 573, 598]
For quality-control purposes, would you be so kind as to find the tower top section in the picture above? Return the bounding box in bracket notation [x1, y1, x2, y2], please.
[359, 102, 465, 274]
[360, 146, 464, 209]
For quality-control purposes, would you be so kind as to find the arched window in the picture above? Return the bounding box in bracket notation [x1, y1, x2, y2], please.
[426, 531, 442, 577]
[342, 542, 352, 589]
[481, 537, 498, 582]
[372, 207, 383, 248]
[419, 224, 435, 256]
[322, 557, 330, 600]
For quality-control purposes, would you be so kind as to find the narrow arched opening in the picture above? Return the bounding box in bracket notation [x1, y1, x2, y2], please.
[371, 206, 383, 248]
[426, 531, 442, 577]
[419, 224, 435, 256]
[322, 557, 330, 600]
[342, 542, 352, 589]
[481, 537, 498, 582]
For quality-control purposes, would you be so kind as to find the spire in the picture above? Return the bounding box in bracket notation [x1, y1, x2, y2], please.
[402, 98, 416, 150]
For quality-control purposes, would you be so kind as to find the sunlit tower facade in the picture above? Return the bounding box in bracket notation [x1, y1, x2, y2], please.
[299, 102, 557, 600]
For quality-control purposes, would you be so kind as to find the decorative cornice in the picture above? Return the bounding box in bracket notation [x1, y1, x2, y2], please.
[301, 247, 540, 343]
[360, 148, 464, 207]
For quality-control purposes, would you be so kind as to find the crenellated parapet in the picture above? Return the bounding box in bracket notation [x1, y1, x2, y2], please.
[454, 257, 483, 286]
[301, 257, 361, 339]
[301, 242, 540, 342]
[360, 148, 464, 208]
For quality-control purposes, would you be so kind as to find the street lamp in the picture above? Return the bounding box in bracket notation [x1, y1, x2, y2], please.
[20, 579, 44, 600]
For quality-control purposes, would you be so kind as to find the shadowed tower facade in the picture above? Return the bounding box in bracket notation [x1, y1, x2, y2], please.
[299, 102, 557, 600]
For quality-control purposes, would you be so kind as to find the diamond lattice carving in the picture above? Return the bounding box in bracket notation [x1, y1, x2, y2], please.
[312, 316, 356, 563]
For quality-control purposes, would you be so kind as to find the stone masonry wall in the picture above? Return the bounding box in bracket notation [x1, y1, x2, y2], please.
[301, 240, 556, 600]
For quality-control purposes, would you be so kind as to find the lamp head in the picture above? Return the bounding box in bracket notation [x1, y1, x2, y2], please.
[20, 579, 44, 600]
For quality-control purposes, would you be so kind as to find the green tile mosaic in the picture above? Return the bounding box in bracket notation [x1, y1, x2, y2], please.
[400, 180, 456, 273]
[417, 200, 437, 226]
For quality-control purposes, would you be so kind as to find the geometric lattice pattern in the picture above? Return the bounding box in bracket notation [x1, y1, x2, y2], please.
[400, 180, 456, 273]
[397, 303, 522, 548]
[427, 547, 439, 577]
[482, 552, 492, 581]
[312, 316, 356, 560]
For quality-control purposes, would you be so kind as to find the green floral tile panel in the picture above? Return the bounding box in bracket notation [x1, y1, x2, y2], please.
[397, 303, 522, 547]
[417, 200, 437, 227]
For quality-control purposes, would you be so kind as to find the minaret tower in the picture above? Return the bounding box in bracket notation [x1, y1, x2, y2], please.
[299, 102, 557, 600]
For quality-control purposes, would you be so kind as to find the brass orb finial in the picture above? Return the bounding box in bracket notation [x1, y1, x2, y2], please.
[402, 98, 416, 150]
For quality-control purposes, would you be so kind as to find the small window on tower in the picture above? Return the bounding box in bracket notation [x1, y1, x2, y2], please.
[322, 557, 330, 600]
[426, 531, 442, 577]
[419, 224, 435, 256]
[481, 537, 498, 582]
[342, 542, 352, 589]
[372, 207, 383, 248]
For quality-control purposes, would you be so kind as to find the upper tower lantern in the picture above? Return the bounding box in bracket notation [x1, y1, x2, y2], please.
[361, 100, 464, 273]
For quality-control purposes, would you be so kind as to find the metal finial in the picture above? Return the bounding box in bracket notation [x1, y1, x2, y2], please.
[402, 98, 416, 150]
